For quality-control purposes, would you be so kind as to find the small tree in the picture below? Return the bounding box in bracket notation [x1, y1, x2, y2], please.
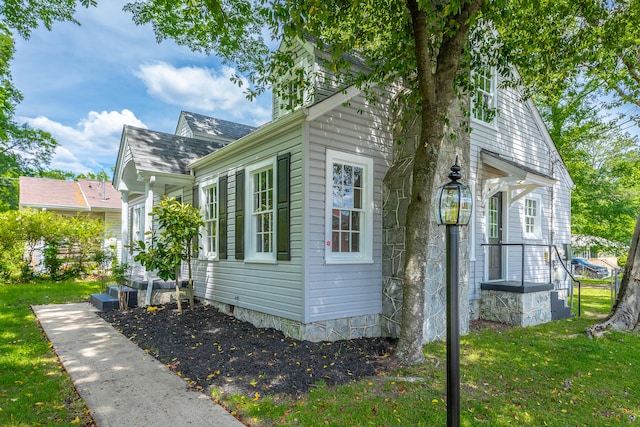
[111, 261, 131, 311]
[132, 196, 203, 313]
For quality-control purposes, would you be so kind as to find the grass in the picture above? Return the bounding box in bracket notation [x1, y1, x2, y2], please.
[2, 279, 637, 426]
[225, 285, 640, 426]
[0, 279, 100, 426]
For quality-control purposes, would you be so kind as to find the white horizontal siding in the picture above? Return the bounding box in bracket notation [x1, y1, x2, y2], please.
[191, 126, 305, 321]
[304, 91, 393, 323]
[470, 80, 573, 293]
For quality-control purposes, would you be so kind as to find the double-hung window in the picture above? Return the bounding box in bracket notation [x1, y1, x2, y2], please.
[246, 158, 276, 262]
[201, 180, 218, 259]
[472, 67, 497, 125]
[523, 195, 542, 239]
[132, 205, 144, 244]
[325, 150, 373, 264]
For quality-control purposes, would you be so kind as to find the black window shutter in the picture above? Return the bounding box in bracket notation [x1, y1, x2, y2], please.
[234, 169, 245, 260]
[191, 186, 200, 257]
[219, 175, 228, 259]
[277, 152, 291, 260]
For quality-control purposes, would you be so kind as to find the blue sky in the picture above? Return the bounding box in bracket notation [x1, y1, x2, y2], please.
[11, 0, 272, 175]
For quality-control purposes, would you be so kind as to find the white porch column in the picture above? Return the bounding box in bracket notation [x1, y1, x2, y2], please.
[120, 191, 129, 264]
[144, 177, 156, 306]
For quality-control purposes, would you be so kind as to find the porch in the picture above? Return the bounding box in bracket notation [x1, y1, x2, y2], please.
[479, 243, 575, 327]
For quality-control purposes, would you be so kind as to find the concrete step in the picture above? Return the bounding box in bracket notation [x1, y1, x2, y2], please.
[551, 291, 573, 320]
[89, 293, 119, 312]
[106, 286, 138, 307]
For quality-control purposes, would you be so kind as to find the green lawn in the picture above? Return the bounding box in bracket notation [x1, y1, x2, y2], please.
[227, 285, 640, 426]
[2, 280, 637, 427]
[0, 280, 99, 426]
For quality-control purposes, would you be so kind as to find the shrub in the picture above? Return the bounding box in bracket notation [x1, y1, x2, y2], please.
[0, 209, 106, 281]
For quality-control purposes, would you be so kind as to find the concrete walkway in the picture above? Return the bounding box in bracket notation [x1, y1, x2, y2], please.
[32, 303, 245, 427]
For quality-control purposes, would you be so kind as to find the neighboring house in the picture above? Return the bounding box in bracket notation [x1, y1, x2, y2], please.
[113, 40, 574, 343]
[18, 176, 123, 261]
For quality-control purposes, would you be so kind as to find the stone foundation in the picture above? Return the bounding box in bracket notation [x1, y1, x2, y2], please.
[201, 299, 381, 342]
[136, 288, 187, 307]
[480, 289, 551, 327]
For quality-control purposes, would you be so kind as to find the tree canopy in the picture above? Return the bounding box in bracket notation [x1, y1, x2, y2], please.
[496, 0, 640, 251]
[0, 0, 97, 211]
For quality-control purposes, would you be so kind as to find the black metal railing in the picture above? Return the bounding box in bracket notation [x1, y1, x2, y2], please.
[552, 245, 581, 316]
[481, 243, 582, 315]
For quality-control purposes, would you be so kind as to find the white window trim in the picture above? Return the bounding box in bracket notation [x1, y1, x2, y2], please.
[245, 157, 277, 263]
[471, 67, 498, 128]
[132, 204, 145, 243]
[199, 177, 218, 260]
[523, 194, 542, 240]
[325, 150, 374, 264]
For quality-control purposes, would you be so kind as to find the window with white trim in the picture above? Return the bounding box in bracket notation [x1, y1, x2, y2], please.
[472, 67, 497, 124]
[523, 195, 542, 239]
[201, 181, 218, 258]
[246, 158, 276, 262]
[488, 196, 499, 240]
[325, 150, 373, 264]
[132, 205, 144, 243]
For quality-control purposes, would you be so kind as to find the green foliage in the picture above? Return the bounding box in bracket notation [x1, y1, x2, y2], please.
[111, 261, 130, 285]
[133, 197, 203, 279]
[133, 196, 203, 310]
[537, 84, 640, 250]
[0, 0, 98, 211]
[0, 209, 105, 280]
[497, 0, 640, 118]
[495, 1, 640, 251]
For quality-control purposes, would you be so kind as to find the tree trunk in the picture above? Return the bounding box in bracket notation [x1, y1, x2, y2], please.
[393, 0, 482, 365]
[586, 212, 640, 338]
[118, 283, 128, 311]
[187, 252, 195, 309]
[175, 265, 182, 313]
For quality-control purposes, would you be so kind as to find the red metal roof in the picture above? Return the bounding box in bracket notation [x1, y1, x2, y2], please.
[19, 177, 121, 211]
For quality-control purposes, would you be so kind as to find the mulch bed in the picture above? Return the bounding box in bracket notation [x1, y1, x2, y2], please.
[99, 303, 395, 398]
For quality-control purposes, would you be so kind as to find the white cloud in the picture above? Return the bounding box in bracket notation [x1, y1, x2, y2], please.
[135, 63, 271, 124]
[19, 110, 146, 174]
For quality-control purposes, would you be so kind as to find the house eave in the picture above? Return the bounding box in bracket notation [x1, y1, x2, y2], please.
[136, 170, 195, 186]
[19, 203, 91, 211]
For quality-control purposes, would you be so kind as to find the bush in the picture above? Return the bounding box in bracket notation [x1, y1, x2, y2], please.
[0, 209, 106, 281]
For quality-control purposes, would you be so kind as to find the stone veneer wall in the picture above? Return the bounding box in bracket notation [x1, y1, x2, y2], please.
[381, 98, 471, 343]
[201, 299, 381, 342]
[136, 288, 186, 307]
[480, 289, 551, 327]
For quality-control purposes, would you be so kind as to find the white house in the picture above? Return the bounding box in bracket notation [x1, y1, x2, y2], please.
[112, 40, 574, 342]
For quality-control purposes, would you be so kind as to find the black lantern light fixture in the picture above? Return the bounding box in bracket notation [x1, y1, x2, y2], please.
[434, 156, 472, 226]
[434, 155, 472, 427]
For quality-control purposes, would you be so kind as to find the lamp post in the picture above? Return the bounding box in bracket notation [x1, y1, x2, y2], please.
[434, 156, 472, 427]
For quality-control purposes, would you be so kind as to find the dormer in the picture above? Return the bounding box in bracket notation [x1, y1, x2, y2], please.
[272, 38, 365, 120]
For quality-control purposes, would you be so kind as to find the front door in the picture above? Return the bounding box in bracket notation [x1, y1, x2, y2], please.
[488, 192, 503, 280]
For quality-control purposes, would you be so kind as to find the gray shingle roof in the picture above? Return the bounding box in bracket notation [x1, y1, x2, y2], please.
[125, 126, 226, 176]
[180, 111, 257, 141]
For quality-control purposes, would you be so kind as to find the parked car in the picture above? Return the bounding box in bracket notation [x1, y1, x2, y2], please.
[571, 257, 609, 278]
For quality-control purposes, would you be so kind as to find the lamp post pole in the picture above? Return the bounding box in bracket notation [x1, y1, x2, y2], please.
[434, 157, 471, 427]
[446, 223, 460, 427]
